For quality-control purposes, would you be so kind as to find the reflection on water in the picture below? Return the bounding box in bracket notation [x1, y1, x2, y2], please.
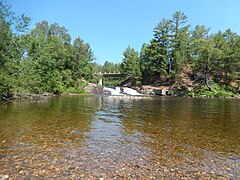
[0, 96, 239, 179]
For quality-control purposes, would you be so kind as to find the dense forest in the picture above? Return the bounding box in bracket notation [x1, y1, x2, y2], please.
[120, 12, 240, 97]
[1, 1, 240, 100]
[0, 1, 99, 99]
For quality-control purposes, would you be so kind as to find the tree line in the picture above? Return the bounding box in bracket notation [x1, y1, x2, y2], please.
[1, 0, 240, 99]
[0, 1, 97, 99]
[120, 11, 240, 97]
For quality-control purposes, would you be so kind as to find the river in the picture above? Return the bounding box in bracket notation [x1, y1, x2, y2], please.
[0, 96, 239, 179]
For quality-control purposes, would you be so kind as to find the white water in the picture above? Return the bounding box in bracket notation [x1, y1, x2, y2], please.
[103, 87, 142, 96]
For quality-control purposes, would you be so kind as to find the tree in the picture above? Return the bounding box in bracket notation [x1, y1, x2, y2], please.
[120, 46, 141, 86]
[0, 0, 30, 99]
[190, 25, 223, 90]
[221, 29, 239, 83]
[139, 12, 190, 83]
[140, 43, 153, 83]
[20, 21, 95, 94]
[72, 37, 95, 81]
[100, 61, 120, 73]
[170, 11, 190, 79]
[140, 18, 172, 83]
[233, 36, 240, 89]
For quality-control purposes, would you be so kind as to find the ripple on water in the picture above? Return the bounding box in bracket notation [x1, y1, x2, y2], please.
[0, 96, 239, 179]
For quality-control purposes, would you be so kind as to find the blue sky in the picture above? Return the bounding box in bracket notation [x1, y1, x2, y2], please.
[8, 0, 240, 64]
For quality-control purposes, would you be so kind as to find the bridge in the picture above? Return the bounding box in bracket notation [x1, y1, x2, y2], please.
[97, 72, 122, 77]
[95, 72, 122, 86]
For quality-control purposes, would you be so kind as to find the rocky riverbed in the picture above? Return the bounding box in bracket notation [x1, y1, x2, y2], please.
[1, 137, 238, 179]
[1, 95, 239, 179]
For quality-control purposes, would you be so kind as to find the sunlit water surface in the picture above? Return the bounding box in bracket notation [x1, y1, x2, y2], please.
[0, 96, 239, 179]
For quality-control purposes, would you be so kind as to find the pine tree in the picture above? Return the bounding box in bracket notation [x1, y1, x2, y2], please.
[171, 11, 190, 79]
[120, 46, 141, 86]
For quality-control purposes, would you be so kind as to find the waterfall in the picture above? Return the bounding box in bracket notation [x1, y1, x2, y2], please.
[103, 87, 142, 96]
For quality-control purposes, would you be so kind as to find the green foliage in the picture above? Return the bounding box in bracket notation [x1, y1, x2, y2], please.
[64, 79, 87, 94]
[0, 71, 15, 98]
[46, 70, 64, 94]
[0, 2, 240, 99]
[102, 77, 122, 87]
[0, 0, 30, 99]
[64, 87, 85, 94]
[120, 46, 142, 86]
[0, 0, 95, 99]
[72, 37, 95, 81]
[99, 61, 120, 73]
[170, 11, 190, 78]
[191, 83, 235, 98]
[18, 21, 95, 95]
[137, 11, 240, 97]
[95, 62, 122, 86]
[61, 69, 74, 88]
[140, 11, 190, 83]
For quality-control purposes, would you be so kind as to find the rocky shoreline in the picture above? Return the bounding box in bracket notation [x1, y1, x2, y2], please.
[1, 83, 240, 102]
[1, 93, 56, 102]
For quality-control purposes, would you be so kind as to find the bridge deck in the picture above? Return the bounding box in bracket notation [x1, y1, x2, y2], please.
[96, 72, 122, 77]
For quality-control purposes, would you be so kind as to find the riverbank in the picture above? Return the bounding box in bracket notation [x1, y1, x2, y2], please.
[1, 82, 240, 102]
[138, 83, 240, 99]
[1, 93, 56, 102]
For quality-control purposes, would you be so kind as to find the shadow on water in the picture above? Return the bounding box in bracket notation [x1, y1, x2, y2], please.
[0, 96, 239, 178]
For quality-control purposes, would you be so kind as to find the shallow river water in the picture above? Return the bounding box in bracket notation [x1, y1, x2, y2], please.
[0, 96, 239, 179]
